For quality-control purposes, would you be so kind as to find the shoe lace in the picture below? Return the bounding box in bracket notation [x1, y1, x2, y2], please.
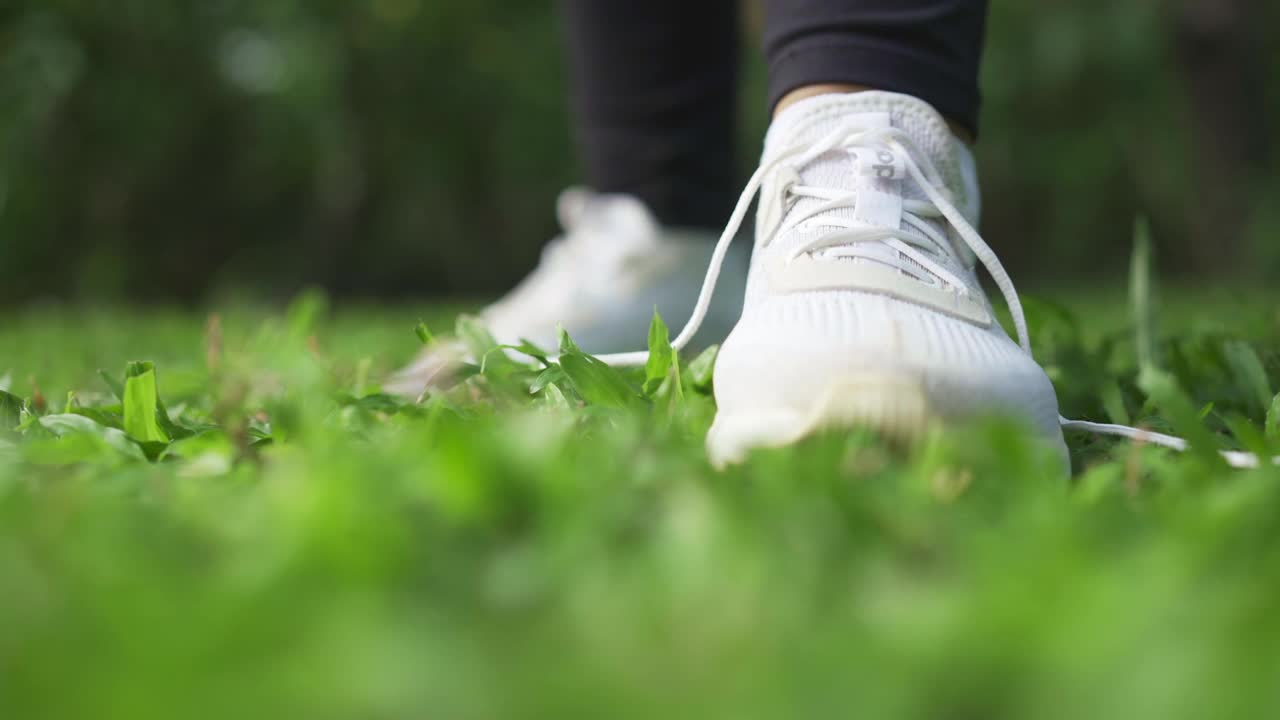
[590, 119, 1276, 469]
[767, 128, 972, 292]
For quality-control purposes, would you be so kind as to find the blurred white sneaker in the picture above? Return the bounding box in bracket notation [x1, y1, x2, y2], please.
[702, 92, 1067, 466]
[385, 188, 748, 396]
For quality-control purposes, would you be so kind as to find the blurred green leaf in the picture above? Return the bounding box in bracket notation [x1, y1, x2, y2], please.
[541, 381, 572, 411]
[414, 320, 434, 346]
[530, 365, 566, 395]
[556, 327, 643, 410]
[1100, 381, 1130, 426]
[123, 361, 169, 448]
[1222, 414, 1272, 461]
[286, 288, 329, 341]
[1223, 340, 1273, 415]
[688, 345, 719, 394]
[0, 390, 22, 432]
[505, 339, 551, 364]
[643, 309, 675, 398]
[71, 406, 124, 430]
[457, 316, 500, 357]
[1138, 365, 1224, 467]
[336, 392, 420, 416]
[98, 368, 125, 401]
[1130, 216, 1157, 372]
[1267, 393, 1280, 442]
[36, 413, 146, 461]
[557, 325, 581, 356]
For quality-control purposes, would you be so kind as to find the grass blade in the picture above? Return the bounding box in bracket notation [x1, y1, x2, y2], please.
[1138, 366, 1224, 468]
[1267, 393, 1280, 442]
[643, 309, 674, 398]
[1223, 340, 1274, 415]
[1130, 216, 1157, 372]
[414, 320, 434, 346]
[688, 345, 719, 394]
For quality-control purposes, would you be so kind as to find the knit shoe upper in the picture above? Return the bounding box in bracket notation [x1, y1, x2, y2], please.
[707, 92, 1066, 465]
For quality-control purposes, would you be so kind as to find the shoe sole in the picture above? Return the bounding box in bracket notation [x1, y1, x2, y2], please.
[706, 370, 1070, 470]
[707, 370, 933, 468]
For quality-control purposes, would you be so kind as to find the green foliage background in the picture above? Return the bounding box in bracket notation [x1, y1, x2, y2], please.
[1, 0, 1277, 303]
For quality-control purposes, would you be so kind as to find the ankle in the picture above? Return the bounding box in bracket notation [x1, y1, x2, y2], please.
[772, 85, 974, 144]
[773, 84, 872, 117]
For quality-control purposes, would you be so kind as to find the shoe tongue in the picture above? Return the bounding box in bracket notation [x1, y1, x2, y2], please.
[763, 91, 970, 276]
[764, 91, 954, 169]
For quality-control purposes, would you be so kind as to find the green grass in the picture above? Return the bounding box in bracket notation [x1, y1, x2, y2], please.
[2, 287, 1280, 720]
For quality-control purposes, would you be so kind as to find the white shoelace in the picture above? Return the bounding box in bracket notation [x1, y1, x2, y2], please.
[591, 120, 1276, 469]
[770, 131, 971, 292]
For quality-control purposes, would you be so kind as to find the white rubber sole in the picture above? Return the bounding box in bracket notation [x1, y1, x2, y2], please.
[707, 371, 934, 468]
[706, 370, 1070, 470]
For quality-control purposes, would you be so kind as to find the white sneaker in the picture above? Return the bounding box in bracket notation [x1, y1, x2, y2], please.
[582, 91, 1271, 470]
[385, 188, 748, 396]
[702, 92, 1067, 467]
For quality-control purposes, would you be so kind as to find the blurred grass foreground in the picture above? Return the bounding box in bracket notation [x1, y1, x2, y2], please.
[2, 287, 1280, 718]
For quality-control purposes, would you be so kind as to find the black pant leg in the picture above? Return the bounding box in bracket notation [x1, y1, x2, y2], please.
[763, 0, 988, 137]
[562, 0, 740, 230]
